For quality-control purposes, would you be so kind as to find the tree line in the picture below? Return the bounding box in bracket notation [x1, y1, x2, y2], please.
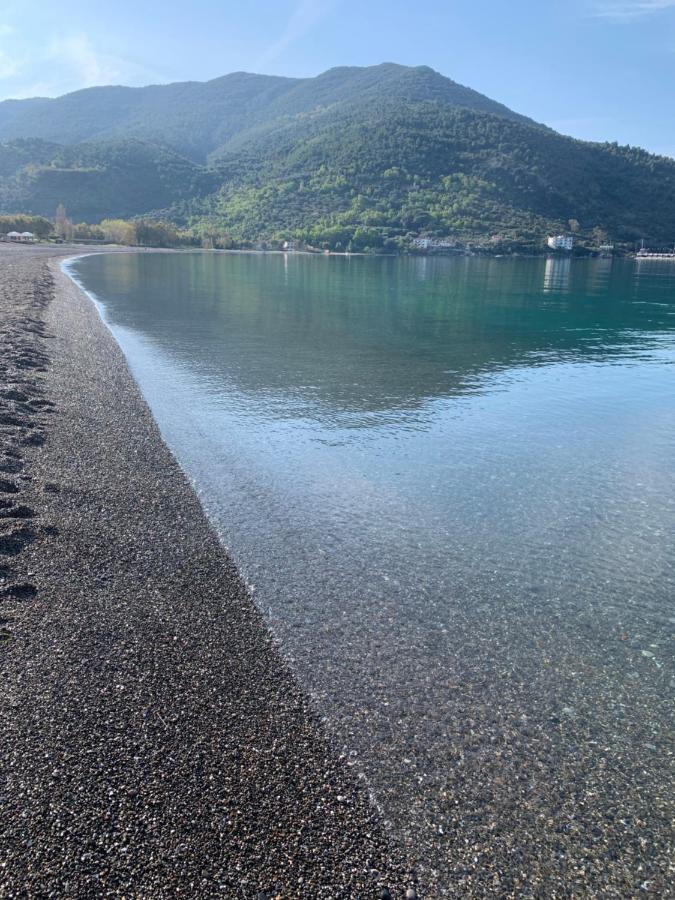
[0, 206, 201, 248]
[1, 207, 269, 250]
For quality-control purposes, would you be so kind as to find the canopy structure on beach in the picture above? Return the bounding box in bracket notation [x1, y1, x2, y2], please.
[2, 231, 35, 242]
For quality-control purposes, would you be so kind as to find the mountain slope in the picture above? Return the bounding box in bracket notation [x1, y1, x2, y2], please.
[184, 99, 675, 247]
[0, 139, 217, 221]
[0, 64, 534, 163]
[0, 64, 673, 250]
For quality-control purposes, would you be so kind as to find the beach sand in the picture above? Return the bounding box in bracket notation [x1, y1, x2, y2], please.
[0, 244, 410, 898]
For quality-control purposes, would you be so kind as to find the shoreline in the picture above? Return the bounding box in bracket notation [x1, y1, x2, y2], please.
[6, 240, 642, 261]
[0, 244, 410, 897]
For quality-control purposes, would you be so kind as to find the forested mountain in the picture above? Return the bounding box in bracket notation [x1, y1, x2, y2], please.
[0, 139, 216, 221]
[183, 99, 675, 249]
[0, 64, 673, 251]
[0, 64, 532, 163]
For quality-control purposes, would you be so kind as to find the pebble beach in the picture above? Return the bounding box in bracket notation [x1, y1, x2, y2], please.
[2, 243, 673, 899]
[0, 244, 410, 898]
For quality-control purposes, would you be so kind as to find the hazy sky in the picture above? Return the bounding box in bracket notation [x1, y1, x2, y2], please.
[0, 0, 673, 157]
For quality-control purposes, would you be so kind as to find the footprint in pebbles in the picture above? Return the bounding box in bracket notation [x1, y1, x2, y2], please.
[0, 460, 24, 474]
[0, 527, 36, 555]
[0, 504, 36, 519]
[22, 433, 46, 447]
[0, 583, 38, 602]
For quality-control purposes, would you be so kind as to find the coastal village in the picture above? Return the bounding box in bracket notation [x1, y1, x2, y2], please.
[3, 210, 673, 257]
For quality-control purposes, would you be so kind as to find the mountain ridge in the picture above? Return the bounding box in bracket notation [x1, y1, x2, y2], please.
[0, 64, 536, 162]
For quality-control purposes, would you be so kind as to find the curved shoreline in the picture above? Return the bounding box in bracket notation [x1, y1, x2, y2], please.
[0, 245, 411, 898]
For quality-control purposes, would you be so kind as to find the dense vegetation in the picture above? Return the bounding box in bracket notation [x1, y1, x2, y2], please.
[0, 64, 673, 253]
[188, 101, 675, 251]
[0, 213, 53, 237]
[0, 211, 195, 248]
[0, 65, 533, 162]
[0, 139, 216, 221]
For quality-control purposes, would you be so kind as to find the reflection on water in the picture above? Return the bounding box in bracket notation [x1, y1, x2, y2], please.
[543, 256, 571, 293]
[69, 253, 675, 896]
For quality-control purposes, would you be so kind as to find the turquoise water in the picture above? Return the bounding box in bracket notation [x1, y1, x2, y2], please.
[69, 252, 674, 894]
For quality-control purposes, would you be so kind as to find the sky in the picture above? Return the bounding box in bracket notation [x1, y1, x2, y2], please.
[0, 0, 673, 157]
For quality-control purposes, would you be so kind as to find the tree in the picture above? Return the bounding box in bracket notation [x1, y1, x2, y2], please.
[72, 222, 105, 241]
[100, 219, 136, 245]
[55, 203, 73, 240]
[135, 219, 183, 247]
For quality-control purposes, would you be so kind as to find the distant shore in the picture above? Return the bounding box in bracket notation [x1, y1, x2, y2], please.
[0, 244, 410, 897]
[1, 236, 642, 260]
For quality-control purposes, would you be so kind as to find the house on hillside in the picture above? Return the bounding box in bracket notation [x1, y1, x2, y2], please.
[547, 234, 573, 251]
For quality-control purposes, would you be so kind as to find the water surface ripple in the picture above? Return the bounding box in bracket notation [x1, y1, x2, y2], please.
[69, 253, 674, 897]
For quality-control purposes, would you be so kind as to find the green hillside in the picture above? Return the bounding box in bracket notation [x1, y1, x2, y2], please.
[0, 64, 532, 163]
[0, 64, 673, 251]
[186, 100, 675, 249]
[0, 139, 216, 221]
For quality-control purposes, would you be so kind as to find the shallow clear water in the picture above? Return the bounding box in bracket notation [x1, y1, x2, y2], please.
[69, 252, 674, 895]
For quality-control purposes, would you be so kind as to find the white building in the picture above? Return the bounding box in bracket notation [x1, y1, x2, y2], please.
[547, 234, 573, 251]
[411, 237, 456, 251]
[3, 231, 35, 243]
[411, 237, 432, 250]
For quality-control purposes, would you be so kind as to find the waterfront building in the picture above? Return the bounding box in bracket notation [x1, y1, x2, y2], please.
[411, 236, 456, 251]
[547, 235, 574, 251]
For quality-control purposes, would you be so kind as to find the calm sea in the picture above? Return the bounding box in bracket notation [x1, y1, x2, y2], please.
[68, 252, 674, 895]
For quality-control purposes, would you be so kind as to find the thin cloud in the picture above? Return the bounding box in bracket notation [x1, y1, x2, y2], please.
[591, 0, 675, 20]
[0, 31, 165, 100]
[0, 24, 19, 82]
[48, 34, 120, 87]
[47, 33, 162, 89]
[0, 50, 17, 79]
[4, 80, 58, 100]
[256, 0, 334, 68]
